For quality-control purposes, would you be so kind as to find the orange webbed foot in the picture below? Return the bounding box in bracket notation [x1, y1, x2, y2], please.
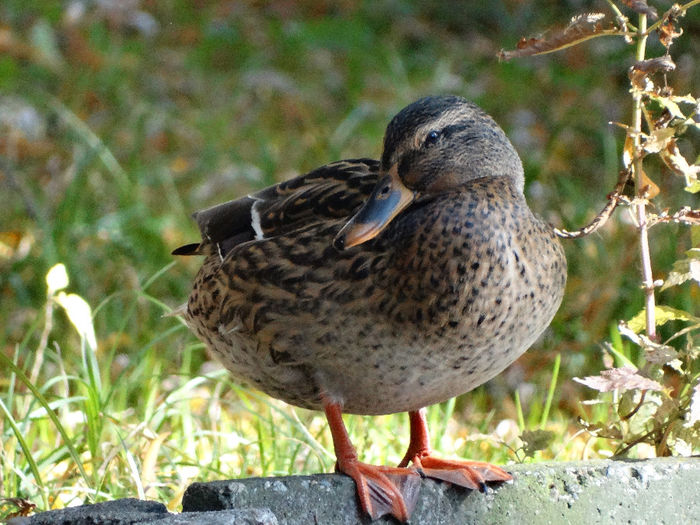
[412, 455, 512, 491]
[400, 409, 512, 492]
[338, 460, 421, 521]
[323, 398, 422, 522]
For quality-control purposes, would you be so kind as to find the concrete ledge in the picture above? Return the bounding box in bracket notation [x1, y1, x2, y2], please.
[12, 458, 700, 524]
[182, 457, 700, 524]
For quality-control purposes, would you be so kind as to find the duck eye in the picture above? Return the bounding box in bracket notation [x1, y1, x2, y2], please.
[424, 130, 440, 147]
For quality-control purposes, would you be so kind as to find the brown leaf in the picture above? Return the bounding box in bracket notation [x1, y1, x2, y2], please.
[642, 127, 675, 154]
[498, 13, 617, 61]
[660, 139, 700, 187]
[659, 22, 683, 48]
[621, 129, 660, 197]
[639, 168, 660, 198]
[621, 312, 698, 367]
[632, 56, 676, 75]
[574, 366, 664, 392]
[621, 0, 658, 19]
[0, 497, 36, 518]
[628, 57, 674, 93]
[658, 10, 683, 49]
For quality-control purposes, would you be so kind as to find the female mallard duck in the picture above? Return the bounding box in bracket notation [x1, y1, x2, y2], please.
[174, 95, 566, 522]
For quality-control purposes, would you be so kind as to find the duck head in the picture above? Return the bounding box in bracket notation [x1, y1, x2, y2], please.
[334, 95, 524, 250]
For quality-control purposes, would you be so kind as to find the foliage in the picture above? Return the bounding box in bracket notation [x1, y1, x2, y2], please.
[502, 0, 700, 457]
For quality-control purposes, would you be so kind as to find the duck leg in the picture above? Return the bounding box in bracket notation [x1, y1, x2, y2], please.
[323, 397, 421, 522]
[398, 409, 512, 490]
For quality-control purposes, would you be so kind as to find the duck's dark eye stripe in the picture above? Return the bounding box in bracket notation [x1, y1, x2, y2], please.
[441, 124, 469, 137]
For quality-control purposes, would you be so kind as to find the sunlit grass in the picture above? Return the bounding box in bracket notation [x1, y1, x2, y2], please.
[0, 261, 623, 517]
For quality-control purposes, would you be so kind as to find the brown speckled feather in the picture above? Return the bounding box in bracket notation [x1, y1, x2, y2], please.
[177, 96, 566, 416]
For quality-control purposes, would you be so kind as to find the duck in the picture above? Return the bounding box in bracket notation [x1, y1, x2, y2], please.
[173, 95, 567, 522]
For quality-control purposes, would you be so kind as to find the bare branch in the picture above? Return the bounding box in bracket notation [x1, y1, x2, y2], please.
[554, 169, 630, 239]
[498, 14, 626, 61]
[647, 207, 700, 227]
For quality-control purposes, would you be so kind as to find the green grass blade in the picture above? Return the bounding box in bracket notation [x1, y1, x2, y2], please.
[48, 97, 130, 189]
[540, 353, 561, 429]
[0, 352, 92, 491]
[142, 261, 178, 291]
[0, 398, 49, 509]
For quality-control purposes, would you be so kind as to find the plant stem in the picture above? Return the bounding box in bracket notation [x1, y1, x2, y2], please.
[631, 14, 657, 341]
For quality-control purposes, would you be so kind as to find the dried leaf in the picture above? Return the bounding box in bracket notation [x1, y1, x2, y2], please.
[629, 67, 652, 92]
[619, 319, 688, 370]
[520, 429, 556, 457]
[577, 418, 623, 439]
[0, 497, 36, 518]
[648, 94, 688, 122]
[574, 366, 664, 392]
[630, 165, 660, 198]
[498, 13, 618, 60]
[646, 345, 681, 367]
[624, 336, 680, 368]
[632, 56, 676, 74]
[659, 15, 683, 48]
[660, 139, 700, 188]
[629, 56, 675, 90]
[621, 0, 658, 19]
[642, 128, 675, 154]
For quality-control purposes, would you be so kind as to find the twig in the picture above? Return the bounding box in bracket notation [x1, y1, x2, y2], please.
[613, 425, 659, 457]
[644, 0, 700, 35]
[554, 168, 630, 239]
[618, 390, 646, 421]
[647, 207, 700, 227]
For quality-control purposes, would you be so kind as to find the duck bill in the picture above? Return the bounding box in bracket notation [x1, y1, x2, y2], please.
[334, 164, 415, 250]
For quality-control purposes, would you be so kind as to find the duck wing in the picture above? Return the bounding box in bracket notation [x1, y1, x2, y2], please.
[172, 158, 379, 257]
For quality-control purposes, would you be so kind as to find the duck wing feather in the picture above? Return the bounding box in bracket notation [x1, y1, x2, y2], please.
[173, 159, 379, 257]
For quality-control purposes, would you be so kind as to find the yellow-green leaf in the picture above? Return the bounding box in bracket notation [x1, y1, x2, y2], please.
[627, 305, 698, 333]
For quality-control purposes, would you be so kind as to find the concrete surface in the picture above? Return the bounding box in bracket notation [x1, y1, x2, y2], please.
[10, 458, 700, 524]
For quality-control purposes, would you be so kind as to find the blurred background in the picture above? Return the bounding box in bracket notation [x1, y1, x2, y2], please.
[1, 0, 698, 513]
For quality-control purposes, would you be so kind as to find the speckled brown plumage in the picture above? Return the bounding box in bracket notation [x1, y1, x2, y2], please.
[175, 95, 566, 521]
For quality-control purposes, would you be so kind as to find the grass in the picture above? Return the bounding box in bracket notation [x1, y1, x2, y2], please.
[1, 1, 698, 518]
